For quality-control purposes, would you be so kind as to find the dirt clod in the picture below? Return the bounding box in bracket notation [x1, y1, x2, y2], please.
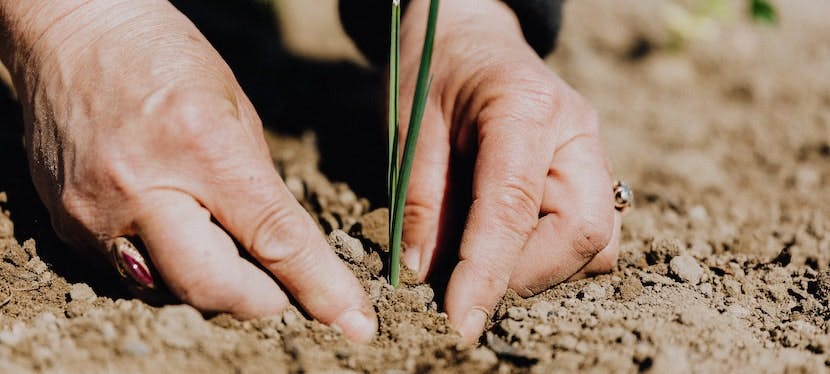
[618, 276, 645, 300]
[669, 255, 704, 285]
[579, 282, 608, 301]
[68, 283, 97, 303]
[350, 208, 388, 250]
[328, 230, 365, 263]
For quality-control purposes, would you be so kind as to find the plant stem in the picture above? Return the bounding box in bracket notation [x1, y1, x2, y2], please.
[388, 0, 401, 242]
[388, 0, 440, 288]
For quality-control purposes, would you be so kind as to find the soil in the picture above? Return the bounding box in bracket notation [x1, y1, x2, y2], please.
[1, 0, 830, 372]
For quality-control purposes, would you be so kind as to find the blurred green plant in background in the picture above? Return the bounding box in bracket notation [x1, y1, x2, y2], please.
[665, 0, 777, 48]
[749, 0, 777, 24]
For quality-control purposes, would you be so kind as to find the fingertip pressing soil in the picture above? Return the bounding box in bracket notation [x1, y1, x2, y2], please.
[1, 0, 830, 372]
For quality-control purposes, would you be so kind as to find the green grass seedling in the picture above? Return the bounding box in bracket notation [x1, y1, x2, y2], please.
[388, 0, 439, 287]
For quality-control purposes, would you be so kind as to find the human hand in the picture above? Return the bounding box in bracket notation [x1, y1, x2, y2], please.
[0, 0, 376, 342]
[398, 0, 621, 345]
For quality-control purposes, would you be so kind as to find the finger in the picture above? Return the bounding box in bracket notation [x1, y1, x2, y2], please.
[400, 107, 452, 280]
[508, 134, 616, 296]
[204, 157, 377, 343]
[134, 190, 289, 318]
[567, 211, 621, 281]
[444, 116, 552, 345]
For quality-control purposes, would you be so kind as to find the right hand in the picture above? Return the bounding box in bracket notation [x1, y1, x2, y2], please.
[0, 0, 376, 342]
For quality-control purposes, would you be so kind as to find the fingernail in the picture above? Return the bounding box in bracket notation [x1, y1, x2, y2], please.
[121, 251, 155, 289]
[403, 248, 421, 274]
[457, 308, 488, 346]
[112, 238, 155, 289]
[332, 307, 377, 343]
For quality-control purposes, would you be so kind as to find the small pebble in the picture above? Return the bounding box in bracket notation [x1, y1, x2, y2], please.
[282, 309, 302, 327]
[580, 283, 606, 301]
[727, 304, 751, 319]
[69, 283, 97, 302]
[529, 301, 555, 320]
[669, 255, 704, 285]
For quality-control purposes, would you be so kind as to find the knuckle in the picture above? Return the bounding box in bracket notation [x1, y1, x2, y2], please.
[161, 91, 235, 157]
[488, 180, 541, 238]
[571, 215, 614, 260]
[249, 202, 314, 267]
[478, 83, 561, 133]
[507, 67, 563, 120]
[403, 194, 440, 224]
[517, 83, 563, 125]
[466, 257, 511, 292]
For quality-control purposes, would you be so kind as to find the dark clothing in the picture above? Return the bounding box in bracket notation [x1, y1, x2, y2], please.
[339, 0, 564, 65]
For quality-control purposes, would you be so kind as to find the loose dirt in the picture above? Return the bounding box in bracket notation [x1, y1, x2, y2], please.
[1, 0, 829, 372]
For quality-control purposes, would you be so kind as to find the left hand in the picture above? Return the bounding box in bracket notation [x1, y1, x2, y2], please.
[398, 0, 621, 345]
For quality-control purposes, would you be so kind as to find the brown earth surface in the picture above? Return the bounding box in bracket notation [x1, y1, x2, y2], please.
[1, 0, 830, 372]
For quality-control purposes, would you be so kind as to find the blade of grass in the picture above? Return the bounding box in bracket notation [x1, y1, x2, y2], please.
[388, 0, 401, 239]
[389, 0, 440, 287]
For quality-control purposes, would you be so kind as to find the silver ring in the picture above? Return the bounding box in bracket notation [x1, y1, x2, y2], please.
[613, 180, 633, 212]
[108, 237, 156, 289]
